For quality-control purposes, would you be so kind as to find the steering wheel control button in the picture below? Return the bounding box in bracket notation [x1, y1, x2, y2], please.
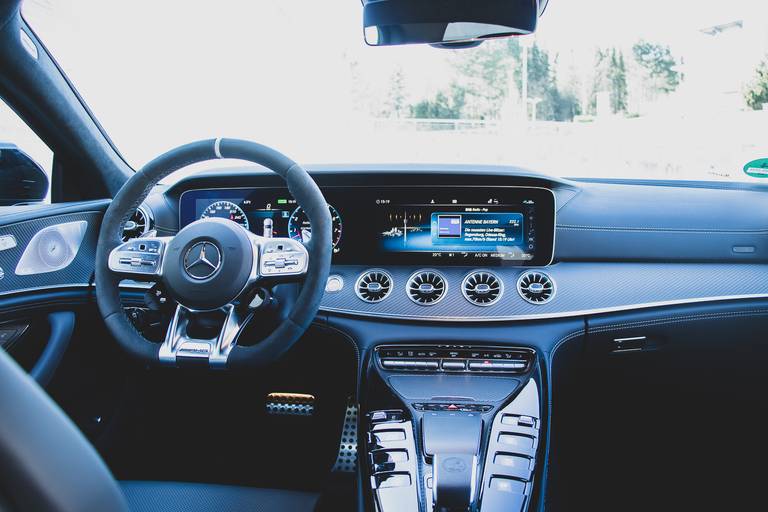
[108, 238, 166, 276]
[260, 239, 308, 277]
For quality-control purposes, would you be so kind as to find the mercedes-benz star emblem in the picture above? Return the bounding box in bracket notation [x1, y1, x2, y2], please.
[183, 241, 222, 280]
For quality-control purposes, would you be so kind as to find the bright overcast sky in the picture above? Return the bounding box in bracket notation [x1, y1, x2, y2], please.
[21, 1, 768, 180]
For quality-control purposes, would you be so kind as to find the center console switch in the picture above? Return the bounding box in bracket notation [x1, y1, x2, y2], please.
[366, 410, 419, 511]
[376, 345, 534, 374]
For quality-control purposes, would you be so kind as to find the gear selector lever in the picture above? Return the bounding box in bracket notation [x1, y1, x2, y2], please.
[422, 411, 482, 511]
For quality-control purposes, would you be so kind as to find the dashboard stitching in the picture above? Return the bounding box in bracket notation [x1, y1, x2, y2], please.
[590, 309, 768, 333]
[550, 329, 586, 355]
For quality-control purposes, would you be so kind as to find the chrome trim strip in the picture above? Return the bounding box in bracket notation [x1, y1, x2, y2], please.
[320, 293, 768, 322]
[0, 235, 18, 251]
[0, 283, 92, 297]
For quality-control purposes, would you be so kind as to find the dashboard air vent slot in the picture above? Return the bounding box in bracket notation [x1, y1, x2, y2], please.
[462, 271, 503, 306]
[406, 270, 447, 306]
[517, 271, 555, 304]
[355, 270, 393, 303]
[122, 207, 151, 242]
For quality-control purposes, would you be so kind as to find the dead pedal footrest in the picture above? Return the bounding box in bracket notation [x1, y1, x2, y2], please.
[265, 392, 315, 416]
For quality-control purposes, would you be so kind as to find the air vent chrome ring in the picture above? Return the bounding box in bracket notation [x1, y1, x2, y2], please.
[406, 269, 447, 306]
[462, 270, 504, 306]
[355, 269, 394, 303]
[122, 206, 152, 241]
[517, 271, 555, 305]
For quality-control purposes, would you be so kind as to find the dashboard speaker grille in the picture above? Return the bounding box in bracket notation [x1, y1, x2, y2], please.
[462, 271, 503, 306]
[355, 270, 393, 303]
[122, 207, 151, 242]
[517, 271, 555, 304]
[407, 270, 447, 306]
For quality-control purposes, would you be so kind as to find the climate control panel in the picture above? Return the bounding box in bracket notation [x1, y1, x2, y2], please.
[375, 345, 534, 374]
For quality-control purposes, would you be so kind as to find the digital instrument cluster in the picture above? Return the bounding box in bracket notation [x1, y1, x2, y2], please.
[179, 186, 555, 266]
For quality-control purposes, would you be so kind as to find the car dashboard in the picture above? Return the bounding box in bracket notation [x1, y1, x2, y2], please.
[3, 164, 768, 512]
[129, 166, 768, 511]
[134, 165, 768, 323]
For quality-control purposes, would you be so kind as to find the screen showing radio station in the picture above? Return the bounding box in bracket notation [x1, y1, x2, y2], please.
[376, 191, 536, 262]
[178, 185, 555, 266]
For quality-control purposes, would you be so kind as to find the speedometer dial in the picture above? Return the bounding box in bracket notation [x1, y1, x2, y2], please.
[288, 205, 342, 252]
[200, 201, 250, 230]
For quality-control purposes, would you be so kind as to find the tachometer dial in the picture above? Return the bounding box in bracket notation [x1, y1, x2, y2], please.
[200, 201, 250, 230]
[288, 205, 342, 252]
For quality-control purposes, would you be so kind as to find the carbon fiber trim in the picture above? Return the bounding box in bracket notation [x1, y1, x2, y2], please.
[0, 211, 101, 296]
[320, 263, 768, 321]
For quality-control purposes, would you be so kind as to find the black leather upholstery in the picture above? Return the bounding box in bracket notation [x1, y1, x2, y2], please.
[0, 348, 320, 512]
[0, 348, 128, 512]
[120, 481, 319, 512]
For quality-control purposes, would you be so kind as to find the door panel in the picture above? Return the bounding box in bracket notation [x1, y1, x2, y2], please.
[0, 200, 107, 378]
[550, 299, 768, 511]
[0, 200, 108, 298]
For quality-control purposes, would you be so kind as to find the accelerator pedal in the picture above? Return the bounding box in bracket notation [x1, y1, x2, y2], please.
[332, 399, 359, 473]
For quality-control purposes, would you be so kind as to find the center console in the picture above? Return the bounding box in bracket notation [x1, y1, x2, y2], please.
[362, 345, 543, 512]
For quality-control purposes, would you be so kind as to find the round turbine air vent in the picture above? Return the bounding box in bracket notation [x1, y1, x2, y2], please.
[406, 270, 447, 306]
[355, 270, 393, 303]
[122, 207, 151, 241]
[517, 271, 555, 304]
[462, 271, 503, 306]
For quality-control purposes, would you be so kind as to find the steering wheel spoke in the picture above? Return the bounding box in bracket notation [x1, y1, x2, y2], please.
[107, 236, 172, 279]
[159, 303, 250, 367]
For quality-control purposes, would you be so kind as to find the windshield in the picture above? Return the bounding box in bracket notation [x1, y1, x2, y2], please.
[24, 1, 768, 182]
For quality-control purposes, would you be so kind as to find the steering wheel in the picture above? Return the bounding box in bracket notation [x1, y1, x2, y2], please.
[94, 139, 332, 369]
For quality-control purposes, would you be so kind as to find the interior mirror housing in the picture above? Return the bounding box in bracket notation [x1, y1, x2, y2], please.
[363, 0, 547, 47]
[0, 143, 49, 206]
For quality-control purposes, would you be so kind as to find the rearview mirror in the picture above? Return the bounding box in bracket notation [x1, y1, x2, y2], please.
[0, 143, 49, 206]
[363, 0, 547, 47]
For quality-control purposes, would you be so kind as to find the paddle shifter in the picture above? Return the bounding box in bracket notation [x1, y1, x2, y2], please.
[422, 410, 483, 511]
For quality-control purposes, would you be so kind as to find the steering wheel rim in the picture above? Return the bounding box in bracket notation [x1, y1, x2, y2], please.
[95, 138, 332, 369]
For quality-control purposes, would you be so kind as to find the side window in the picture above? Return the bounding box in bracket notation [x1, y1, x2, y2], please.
[0, 99, 53, 206]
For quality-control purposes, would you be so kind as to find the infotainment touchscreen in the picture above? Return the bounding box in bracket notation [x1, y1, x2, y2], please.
[179, 185, 555, 266]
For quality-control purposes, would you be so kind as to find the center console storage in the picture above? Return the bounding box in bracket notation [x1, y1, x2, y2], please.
[363, 344, 542, 512]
